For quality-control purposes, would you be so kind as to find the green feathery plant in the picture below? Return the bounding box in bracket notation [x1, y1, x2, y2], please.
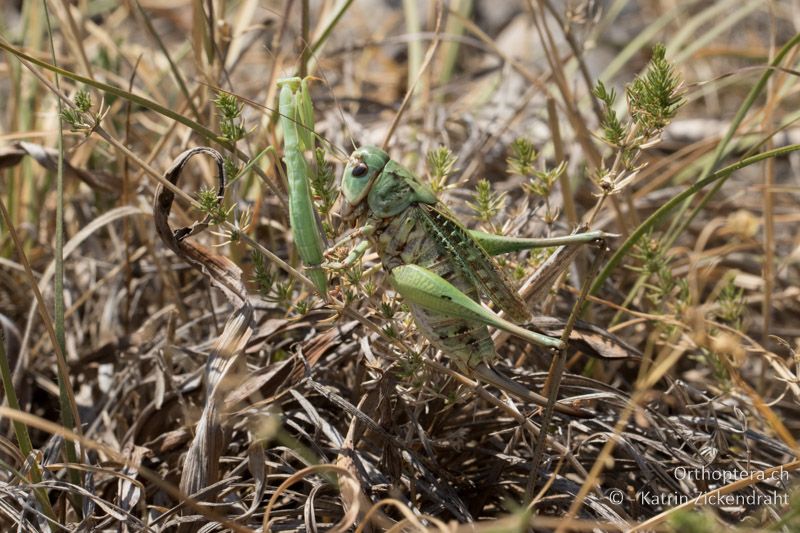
[311, 147, 338, 223]
[506, 137, 537, 176]
[508, 137, 566, 223]
[468, 178, 506, 227]
[592, 43, 685, 191]
[197, 185, 231, 226]
[60, 89, 98, 133]
[214, 92, 247, 143]
[426, 145, 458, 194]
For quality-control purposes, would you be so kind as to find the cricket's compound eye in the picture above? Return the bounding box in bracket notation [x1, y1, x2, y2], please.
[351, 162, 369, 177]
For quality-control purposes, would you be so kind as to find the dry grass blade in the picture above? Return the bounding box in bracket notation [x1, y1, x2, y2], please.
[153, 148, 256, 515]
[335, 394, 395, 532]
[0, 141, 121, 194]
[2, 2, 799, 531]
[154, 147, 248, 306]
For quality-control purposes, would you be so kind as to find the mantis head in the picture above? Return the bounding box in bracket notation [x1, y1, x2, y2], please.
[339, 146, 390, 219]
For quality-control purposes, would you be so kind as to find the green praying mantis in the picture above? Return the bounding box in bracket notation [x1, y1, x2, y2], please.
[277, 77, 617, 416]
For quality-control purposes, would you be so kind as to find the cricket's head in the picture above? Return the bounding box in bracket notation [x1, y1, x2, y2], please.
[339, 146, 390, 219]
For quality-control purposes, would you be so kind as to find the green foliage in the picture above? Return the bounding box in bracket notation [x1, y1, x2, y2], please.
[214, 92, 247, 142]
[426, 146, 458, 194]
[468, 178, 506, 225]
[196, 185, 230, 225]
[591, 43, 684, 196]
[506, 137, 537, 177]
[310, 147, 338, 218]
[667, 509, 720, 533]
[715, 274, 745, 330]
[293, 299, 310, 315]
[593, 81, 625, 146]
[273, 278, 295, 307]
[223, 157, 240, 181]
[74, 90, 92, 113]
[252, 250, 275, 299]
[60, 89, 95, 132]
[507, 137, 564, 222]
[522, 160, 566, 200]
[627, 43, 684, 136]
[396, 349, 424, 379]
[382, 323, 398, 339]
[379, 297, 396, 319]
[630, 231, 689, 314]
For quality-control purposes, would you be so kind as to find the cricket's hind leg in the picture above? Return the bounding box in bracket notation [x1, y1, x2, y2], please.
[407, 303, 588, 417]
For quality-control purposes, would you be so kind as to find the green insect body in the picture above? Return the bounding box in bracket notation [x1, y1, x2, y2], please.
[340, 146, 586, 414]
[278, 77, 327, 294]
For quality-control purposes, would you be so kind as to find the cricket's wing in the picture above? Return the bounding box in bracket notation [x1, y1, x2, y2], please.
[417, 203, 532, 323]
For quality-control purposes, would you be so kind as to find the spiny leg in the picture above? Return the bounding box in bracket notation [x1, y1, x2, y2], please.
[468, 228, 614, 256]
[388, 264, 589, 417]
[388, 264, 563, 350]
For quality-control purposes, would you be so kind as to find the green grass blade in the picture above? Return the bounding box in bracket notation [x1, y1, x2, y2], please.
[42, 0, 84, 510]
[589, 143, 800, 300]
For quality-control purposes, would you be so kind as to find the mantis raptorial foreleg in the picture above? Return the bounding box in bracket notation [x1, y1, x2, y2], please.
[277, 77, 327, 293]
[324, 239, 371, 270]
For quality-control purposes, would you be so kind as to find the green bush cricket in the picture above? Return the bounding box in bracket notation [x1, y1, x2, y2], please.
[277, 77, 614, 416]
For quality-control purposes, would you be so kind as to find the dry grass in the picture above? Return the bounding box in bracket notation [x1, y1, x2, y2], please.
[1, 1, 799, 531]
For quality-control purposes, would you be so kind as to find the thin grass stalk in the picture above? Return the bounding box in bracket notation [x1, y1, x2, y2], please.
[629, 459, 800, 532]
[307, 0, 355, 74]
[132, 0, 201, 120]
[598, 0, 692, 83]
[538, 0, 603, 123]
[300, 0, 310, 78]
[661, 32, 800, 250]
[436, 0, 470, 89]
[43, 0, 85, 505]
[546, 97, 576, 226]
[121, 56, 140, 333]
[0, 329, 56, 522]
[525, 246, 605, 503]
[556, 331, 686, 533]
[16, 1, 45, 228]
[589, 143, 800, 300]
[0, 193, 86, 510]
[0, 406, 255, 533]
[527, 0, 629, 238]
[526, 1, 602, 168]
[382, 1, 444, 149]
[761, 15, 779, 382]
[0, 39, 288, 209]
[669, 0, 757, 63]
[402, 0, 423, 109]
[54, 0, 94, 79]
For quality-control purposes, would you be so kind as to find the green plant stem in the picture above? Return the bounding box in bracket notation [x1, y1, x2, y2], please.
[662, 32, 800, 249]
[43, 0, 84, 504]
[589, 143, 800, 300]
[132, 0, 201, 121]
[0, 38, 287, 210]
[0, 329, 56, 521]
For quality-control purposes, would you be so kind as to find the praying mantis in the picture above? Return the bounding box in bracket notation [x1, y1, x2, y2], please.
[277, 77, 616, 416]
